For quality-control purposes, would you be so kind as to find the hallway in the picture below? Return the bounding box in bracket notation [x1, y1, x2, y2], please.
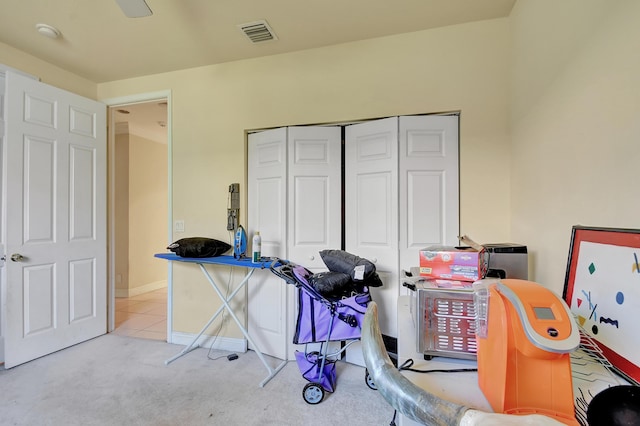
[113, 287, 167, 341]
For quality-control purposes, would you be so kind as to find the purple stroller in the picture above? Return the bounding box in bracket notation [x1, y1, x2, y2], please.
[270, 258, 377, 404]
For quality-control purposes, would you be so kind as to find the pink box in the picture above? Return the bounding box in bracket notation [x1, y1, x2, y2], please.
[419, 246, 487, 282]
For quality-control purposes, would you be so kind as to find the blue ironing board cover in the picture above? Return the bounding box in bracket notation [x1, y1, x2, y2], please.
[154, 252, 278, 269]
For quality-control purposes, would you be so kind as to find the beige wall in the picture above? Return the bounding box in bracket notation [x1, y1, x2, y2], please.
[114, 132, 130, 294]
[509, 0, 640, 294]
[0, 41, 96, 99]
[128, 134, 168, 292]
[113, 130, 168, 297]
[97, 19, 511, 334]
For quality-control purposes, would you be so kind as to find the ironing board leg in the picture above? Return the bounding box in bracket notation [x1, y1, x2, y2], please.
[260, 360, 288, 388]
[165, 262, 288, 387]
[164, 302, 226, 365]
[197, 264, 289, 387]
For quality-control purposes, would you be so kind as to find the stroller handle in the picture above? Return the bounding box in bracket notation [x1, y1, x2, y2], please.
[269, 258, 298, 285]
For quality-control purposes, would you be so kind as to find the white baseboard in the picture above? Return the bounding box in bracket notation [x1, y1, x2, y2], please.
[170, 331, 248, 353]
[115, 280, 167, 298]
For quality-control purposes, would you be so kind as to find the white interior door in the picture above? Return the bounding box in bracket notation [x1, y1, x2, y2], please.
[3, 71, 107, 368]
[345, 117, 399, 338]
[399, 115, 459, 276]
[247, 128, 289, 360]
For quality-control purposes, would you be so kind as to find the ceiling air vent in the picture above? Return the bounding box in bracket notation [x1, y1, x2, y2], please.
[238, 20, 278, 43]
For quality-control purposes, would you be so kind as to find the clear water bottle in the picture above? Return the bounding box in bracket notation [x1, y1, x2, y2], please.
[473, 279, 492, 339]
[252, 232, 261, 263]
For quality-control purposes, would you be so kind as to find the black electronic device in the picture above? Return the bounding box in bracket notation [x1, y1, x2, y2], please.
[227, 183, 240, 231]
[483, 243, 528, 280]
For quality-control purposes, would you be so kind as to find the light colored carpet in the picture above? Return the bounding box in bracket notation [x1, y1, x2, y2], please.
[0, 335, 394, 425]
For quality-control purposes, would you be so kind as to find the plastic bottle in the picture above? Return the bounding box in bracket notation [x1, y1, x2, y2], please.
[252, 232, 261, 263]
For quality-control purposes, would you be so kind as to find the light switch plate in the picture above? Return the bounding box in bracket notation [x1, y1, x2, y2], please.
[174, 220, 185, 233]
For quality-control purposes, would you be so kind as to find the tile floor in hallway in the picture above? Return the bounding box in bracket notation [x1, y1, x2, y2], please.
[113, 287, 167, 341]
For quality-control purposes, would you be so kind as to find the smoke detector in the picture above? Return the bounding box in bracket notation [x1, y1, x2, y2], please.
[238, 20, 278, 43]
[36, 23, 61, 39]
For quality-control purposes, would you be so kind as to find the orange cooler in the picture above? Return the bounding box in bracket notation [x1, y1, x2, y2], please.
[475, 279, 580, 425]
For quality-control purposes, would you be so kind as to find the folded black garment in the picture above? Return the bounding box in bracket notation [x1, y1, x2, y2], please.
[167, 237, 231, 258]
[307, 271, 354, 299]
[319, 249, 383, 287]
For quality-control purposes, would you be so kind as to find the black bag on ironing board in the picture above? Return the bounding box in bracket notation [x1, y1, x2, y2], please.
[167, 237, 231, 258]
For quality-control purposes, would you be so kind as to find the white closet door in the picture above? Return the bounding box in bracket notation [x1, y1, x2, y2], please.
[287, 126, 342, 358]
[345, 117, 399, 338]
[247, 128, 288, 360]
[399, 115, 459, 277]
[287, 126, 342, 270]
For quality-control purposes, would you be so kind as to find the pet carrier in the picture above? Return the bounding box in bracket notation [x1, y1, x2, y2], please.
[270, 256, 379, 404]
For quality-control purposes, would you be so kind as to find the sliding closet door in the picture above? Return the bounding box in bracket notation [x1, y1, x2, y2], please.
[247, 128, 288, 359]
[287, 126, 342, 271]
[398, 115, 459, 276]
[345, 117, 399, 338]
[345, 115, 460, 342]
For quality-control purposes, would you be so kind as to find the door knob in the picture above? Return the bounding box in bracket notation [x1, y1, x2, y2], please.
[11, 253, 24, 262]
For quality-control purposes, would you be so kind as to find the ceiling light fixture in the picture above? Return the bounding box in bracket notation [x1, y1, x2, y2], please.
[115, 0, 153, 18]
[36, 23, 61, 39]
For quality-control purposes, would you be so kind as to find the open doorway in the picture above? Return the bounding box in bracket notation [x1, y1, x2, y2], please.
[108, 99, 169, 340]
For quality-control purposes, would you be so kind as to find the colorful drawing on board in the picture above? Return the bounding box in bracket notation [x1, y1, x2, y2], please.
[577, 315, 587, 327]
[633, 252, 639, 273]
[599, 316, 619, 328]
[576, 261, 624, 335]
[580, 289, 597, 321]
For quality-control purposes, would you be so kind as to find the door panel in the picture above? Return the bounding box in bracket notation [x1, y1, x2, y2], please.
[247, 128, 289, 360]
[407, 171, 443, 245]
[23, 264, 55, 335]
[399, 115, 459, 273]
[69, 258, 96, 322]
[345, 117, 399, 338]
[70, 145, 97, 240]
[355, 172, 393, 247]
[24, 136, 56, 242]
[4, 71, 107, 368]
[287, 126, 341, 359]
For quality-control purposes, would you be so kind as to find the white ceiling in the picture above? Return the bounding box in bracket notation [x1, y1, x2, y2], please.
[0, 0, 515, 83]
[1, 0, 515, 143]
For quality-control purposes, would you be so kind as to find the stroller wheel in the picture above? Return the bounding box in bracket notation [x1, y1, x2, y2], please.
[302, 383, 325, 404]
[365, 369, 377, 390]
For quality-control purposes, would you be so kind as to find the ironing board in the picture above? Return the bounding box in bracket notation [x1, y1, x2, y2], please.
[154, 253, 287, 387]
